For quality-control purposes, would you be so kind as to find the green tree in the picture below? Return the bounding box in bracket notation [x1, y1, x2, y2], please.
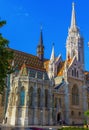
[0, 20, 14, 93]
[84, 110, 89, 117]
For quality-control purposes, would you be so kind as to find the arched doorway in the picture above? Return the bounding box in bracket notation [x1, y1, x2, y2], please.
[57, 112, 61, 123]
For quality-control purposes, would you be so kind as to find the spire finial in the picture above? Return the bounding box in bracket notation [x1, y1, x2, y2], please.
[72, 2, 75, 10]
[71, 2, 76, 28]
[39, 26, 43, 45]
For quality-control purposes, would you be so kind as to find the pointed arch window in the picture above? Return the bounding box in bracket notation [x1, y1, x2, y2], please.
[20, 86, 25, 106]
[72, 85, 79, 105]
[45, 89, 48, 107]
[37, 88, 41, 107]
[72, 69, 74, 76]
[74, 68, 76, 77]
[29, 87, 33, 107]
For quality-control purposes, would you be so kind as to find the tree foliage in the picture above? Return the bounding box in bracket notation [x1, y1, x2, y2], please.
[0, 20, 14, 93]
[84, 110, 89, 117]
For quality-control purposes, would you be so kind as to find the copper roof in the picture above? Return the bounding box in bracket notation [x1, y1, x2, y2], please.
[9, 48, 45, 71]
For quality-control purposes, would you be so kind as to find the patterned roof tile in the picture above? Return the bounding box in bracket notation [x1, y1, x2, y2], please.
[9, 48, 45, 71]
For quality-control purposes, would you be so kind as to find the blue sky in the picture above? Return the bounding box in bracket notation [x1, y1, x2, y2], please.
[0, 0, 89, 70]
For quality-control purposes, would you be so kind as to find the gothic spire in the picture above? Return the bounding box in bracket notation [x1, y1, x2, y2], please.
[70, 2, 76, 28]
[37, 27, 44, 61]
[48, 43, 55, 79]
[50, 43, 55, 62]
[39, 26, 43, 45]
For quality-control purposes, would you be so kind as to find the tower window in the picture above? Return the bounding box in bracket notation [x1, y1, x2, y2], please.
[74, 68, 76, 77]
[72, 69, 74, 76]
[72, 85, 79, 105]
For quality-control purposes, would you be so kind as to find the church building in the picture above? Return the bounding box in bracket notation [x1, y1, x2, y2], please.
[0, 2, 89, 126]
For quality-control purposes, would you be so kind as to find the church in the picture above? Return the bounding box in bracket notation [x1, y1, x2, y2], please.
[0, 2, 89, 126]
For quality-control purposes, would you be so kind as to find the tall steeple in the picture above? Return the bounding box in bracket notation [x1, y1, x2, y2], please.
[37, 27, 44, 61]
[66, 2, 84, 66]
[70, 2, 76, 28]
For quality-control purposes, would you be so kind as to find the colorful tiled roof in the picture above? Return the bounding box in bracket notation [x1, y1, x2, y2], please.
[8, 48, 45, 71]
[57, 61, 65, 76]
[84, 71, 89, 75]
[44, 58, 73, 76]
[84, 71, 89, 81]
[57, 58, 72, 76]
[44, 60, 50, 71]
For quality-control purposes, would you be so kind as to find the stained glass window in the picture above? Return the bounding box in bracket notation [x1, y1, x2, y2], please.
[20, 87, 25, 106]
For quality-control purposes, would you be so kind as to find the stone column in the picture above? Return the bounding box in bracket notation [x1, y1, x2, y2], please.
[24, 91, 28, 126]
[64, 82, 70, 124]
[10, 106, 17, 125]
[48, 109, 52, 125]
[41, 85, 45, 125]
[82, 85, 87, 121]
[23, 78, 29, 126]
[33, 82, 38, 125]
[49, 89, 53, 125]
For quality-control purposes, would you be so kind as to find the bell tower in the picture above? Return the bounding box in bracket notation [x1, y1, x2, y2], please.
[37, 28, 44, 61]
[66, 2, 84, 66]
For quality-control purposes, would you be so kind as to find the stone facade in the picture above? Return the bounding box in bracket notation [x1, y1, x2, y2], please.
[5, 64, 54, 126]
[0, 2, 89, 126]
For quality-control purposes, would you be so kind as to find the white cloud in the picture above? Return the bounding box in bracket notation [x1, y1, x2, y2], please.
[14, 5, 30, 17]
